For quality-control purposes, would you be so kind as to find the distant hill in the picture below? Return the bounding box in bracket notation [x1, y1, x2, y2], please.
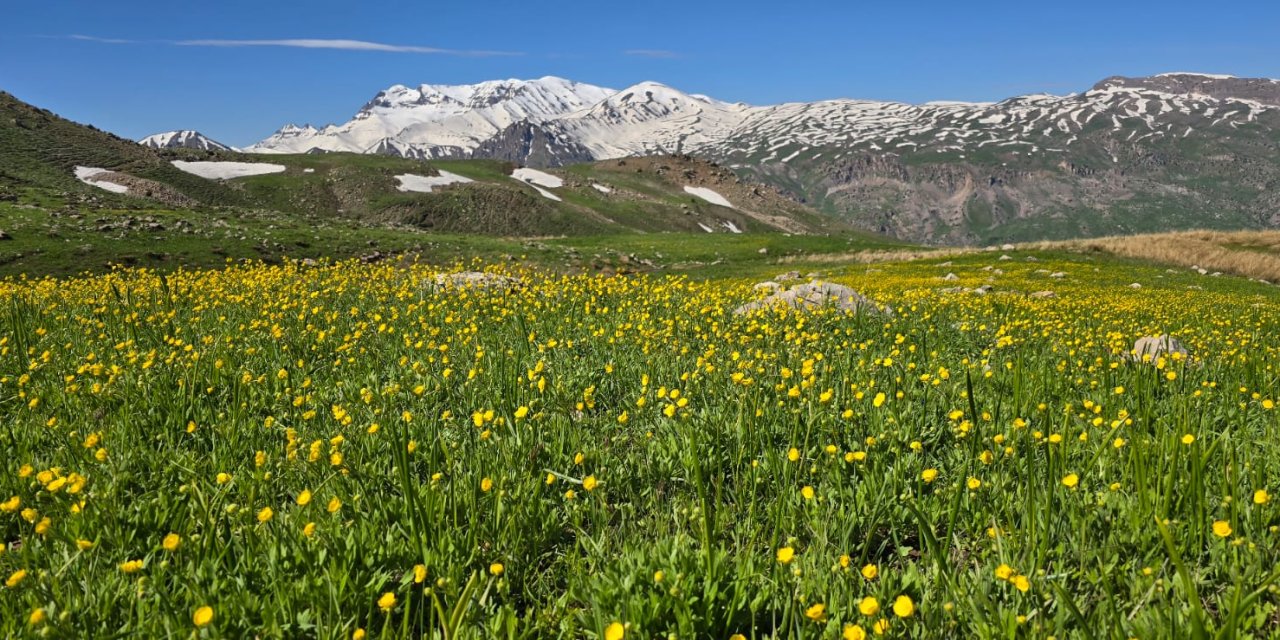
[0, 90, 840, 237]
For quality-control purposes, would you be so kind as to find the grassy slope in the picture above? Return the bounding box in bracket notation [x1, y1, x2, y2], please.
[0, 92, 244, 207]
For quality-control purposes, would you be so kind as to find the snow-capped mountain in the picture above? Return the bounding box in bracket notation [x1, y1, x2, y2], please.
[139, 130, 233, 151]
[247, 73, 1277, 165]
[237, 72, 1280, 244]
[246, 76, 614, 157]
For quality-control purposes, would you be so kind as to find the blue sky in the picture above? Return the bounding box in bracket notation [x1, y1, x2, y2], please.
[3, 0, 1278, 147]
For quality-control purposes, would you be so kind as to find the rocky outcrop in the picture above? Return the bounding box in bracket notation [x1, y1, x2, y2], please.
[472, 122, 596, 168]
[735, 281, 892, 317]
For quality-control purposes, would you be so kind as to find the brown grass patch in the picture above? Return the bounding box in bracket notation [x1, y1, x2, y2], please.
[1028, 230, 1280, 282]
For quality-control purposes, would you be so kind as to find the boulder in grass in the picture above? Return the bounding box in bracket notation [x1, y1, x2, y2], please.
[1131, 335, 1188, 363]
[430, 271, 523, 292]
[1029, 291, 1056, 299]
[753, 281, 783, 292]
[734, 281, 892, 317]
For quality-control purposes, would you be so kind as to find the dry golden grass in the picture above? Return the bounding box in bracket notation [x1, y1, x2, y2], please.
[1028, 230, 1280, 283]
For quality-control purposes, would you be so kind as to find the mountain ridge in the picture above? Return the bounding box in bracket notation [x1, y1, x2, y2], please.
[240, 71, 1278, 245]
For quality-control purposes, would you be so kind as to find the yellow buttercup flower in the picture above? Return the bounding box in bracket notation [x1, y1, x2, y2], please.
[804, 603, 827, 622]
[193, 606, 214, 627]
[858, 596, 880, 616]
[604, 622, 625, 640]
[776, 546, 796, 564]
[892, 595, 915, 618]
[377, 592, 397, 611]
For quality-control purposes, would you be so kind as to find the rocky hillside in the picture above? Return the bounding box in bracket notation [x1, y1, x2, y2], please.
[243, 73, 1280, 244]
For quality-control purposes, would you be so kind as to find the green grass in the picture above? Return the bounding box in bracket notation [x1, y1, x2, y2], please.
[1, 251, 1278, 638]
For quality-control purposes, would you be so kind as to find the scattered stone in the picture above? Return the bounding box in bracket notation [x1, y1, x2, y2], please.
[972, 284, 995, 295]
[0, 230, 11, 241]
[937, 261, 953, 267]
[1029, 291, 1057, 298]
[1001, 243, 1015, 250]
[1049, 272, 1066, 279]
[942, 273, 959, 281]
[998, 254, 1013, 261]
[939, 286, 967, 294]
[1128, 283, 1142, 289]
[430, 271, 523, 291]
[1131, 335, 1188, 362]
[757, 247, 768, 255]
[1025, 256, 1038, 262]
[775, 270, 802, 282]
[753, 281, 783, 292]
[734, 281, 892, 317]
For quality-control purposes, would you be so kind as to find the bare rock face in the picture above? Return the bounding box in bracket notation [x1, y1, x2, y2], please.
[430, 271, 523, 291]
[734, 281, 892, 317]
[1131, 335, 1189, 362]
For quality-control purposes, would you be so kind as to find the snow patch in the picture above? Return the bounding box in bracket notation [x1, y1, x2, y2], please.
[171, 161, 286, 180]
[511, 167, 563, 189]
[74, 166, 129, 194]
[1156, 72, 1236, 80]
[696, 223, 715, 233]
[394, 171, 474, 193]
[721, 220, 743, 234]
[591, 183, 612, 194]
[511, 178, 561, 201]
[683, 186, 734, 208]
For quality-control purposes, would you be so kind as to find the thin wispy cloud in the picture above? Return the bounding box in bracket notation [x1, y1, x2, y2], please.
[66, 35, 520, 57]
[68, 34, 138, 44]
[624, 49, 680, 59]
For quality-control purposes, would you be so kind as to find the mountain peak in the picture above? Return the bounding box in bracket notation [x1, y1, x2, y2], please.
[139, 130, 233, 151]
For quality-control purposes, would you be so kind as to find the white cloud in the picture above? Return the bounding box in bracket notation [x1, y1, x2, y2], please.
[174, 38, 520, 57]
[66, 35, 520, 57]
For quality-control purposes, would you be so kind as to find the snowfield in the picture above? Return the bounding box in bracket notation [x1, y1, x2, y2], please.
[171, 161, 287, 180]
[512, 168, 563, 189]
[74, 166, 130, 194]
[684, 186, 734, 208]
[394, 171, 474, 193]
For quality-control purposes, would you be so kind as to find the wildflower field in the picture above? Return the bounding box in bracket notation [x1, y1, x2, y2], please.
[1, 251, 1279, 639]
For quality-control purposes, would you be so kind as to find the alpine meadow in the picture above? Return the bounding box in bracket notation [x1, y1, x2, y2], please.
[3, 2, 1280, 638]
